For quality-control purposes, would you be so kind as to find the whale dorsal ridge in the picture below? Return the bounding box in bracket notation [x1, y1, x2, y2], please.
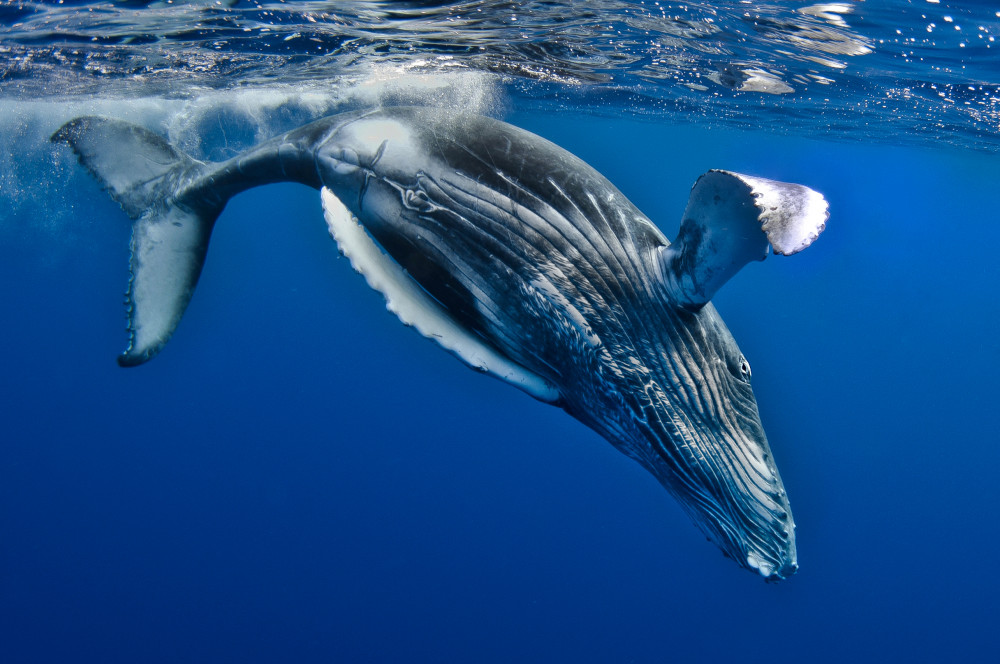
[661, 170, 828, 309]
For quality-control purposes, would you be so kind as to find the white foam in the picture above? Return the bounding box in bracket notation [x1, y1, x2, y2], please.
[162, 67, 502, 157]
[1, 68, 503, 244]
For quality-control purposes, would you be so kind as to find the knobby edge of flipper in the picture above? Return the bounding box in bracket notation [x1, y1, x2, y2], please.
[661, 169, 829, 309]
[321, 187, 561, 403]
[52, 117, 223, 366]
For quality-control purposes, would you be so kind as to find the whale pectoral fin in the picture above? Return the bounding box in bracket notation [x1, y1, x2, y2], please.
[52, 116, 222, 365]
[661, 170, 828, 309]
[320, 188, 560, 403]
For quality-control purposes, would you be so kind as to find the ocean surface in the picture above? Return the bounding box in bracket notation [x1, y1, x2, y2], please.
[2, 1, 999, 662]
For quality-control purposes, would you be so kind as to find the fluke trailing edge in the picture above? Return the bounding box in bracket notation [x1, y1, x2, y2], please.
[53, 107, 827, 580]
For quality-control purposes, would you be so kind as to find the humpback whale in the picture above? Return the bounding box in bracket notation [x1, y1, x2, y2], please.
[52, 107, 827, 580]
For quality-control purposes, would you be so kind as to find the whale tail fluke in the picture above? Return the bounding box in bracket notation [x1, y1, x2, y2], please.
[52, 117, 223, 366]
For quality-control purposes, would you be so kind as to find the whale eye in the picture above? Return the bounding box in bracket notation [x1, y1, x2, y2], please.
[740, 358, 752, 382]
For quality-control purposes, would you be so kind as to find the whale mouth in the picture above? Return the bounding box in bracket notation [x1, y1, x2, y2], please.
[711, 464, 798, 581]
[694, 495, 797, 581]
[748, 549, 798, 582]
[640, 428, 798, 581]
[628, 354, 799, 581]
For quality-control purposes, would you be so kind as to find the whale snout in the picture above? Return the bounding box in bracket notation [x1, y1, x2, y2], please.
[701, 496, 797, 581]
[748, 541, 798, 582]
[637, 376, 798, 581]
[771, 558, 799, 582]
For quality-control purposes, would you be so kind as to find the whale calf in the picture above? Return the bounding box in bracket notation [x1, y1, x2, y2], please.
[53, 107, 827, 579]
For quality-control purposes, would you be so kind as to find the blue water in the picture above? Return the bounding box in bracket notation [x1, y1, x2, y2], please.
[3, 2, 1000, 662]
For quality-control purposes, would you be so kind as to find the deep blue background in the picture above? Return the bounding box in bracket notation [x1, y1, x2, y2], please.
[2, 110, 998, 662]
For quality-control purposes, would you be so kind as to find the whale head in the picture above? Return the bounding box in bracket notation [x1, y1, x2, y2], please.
[564, 170, 823, 580]
[612, 299, 798, 580]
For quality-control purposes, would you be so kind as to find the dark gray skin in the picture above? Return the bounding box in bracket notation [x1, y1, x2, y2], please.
[54, 107, 804, 579]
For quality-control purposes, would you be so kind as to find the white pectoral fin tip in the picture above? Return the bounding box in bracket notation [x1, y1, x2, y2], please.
[717, 170, 829, 256]
[664, 170, 828, 308]
[320, 187, 560, 403]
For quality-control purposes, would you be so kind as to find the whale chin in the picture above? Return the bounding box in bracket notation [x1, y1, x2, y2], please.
[755, 555, 799, 583]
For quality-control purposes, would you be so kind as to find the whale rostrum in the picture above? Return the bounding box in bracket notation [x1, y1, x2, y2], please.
[53, 107, 828, 580]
